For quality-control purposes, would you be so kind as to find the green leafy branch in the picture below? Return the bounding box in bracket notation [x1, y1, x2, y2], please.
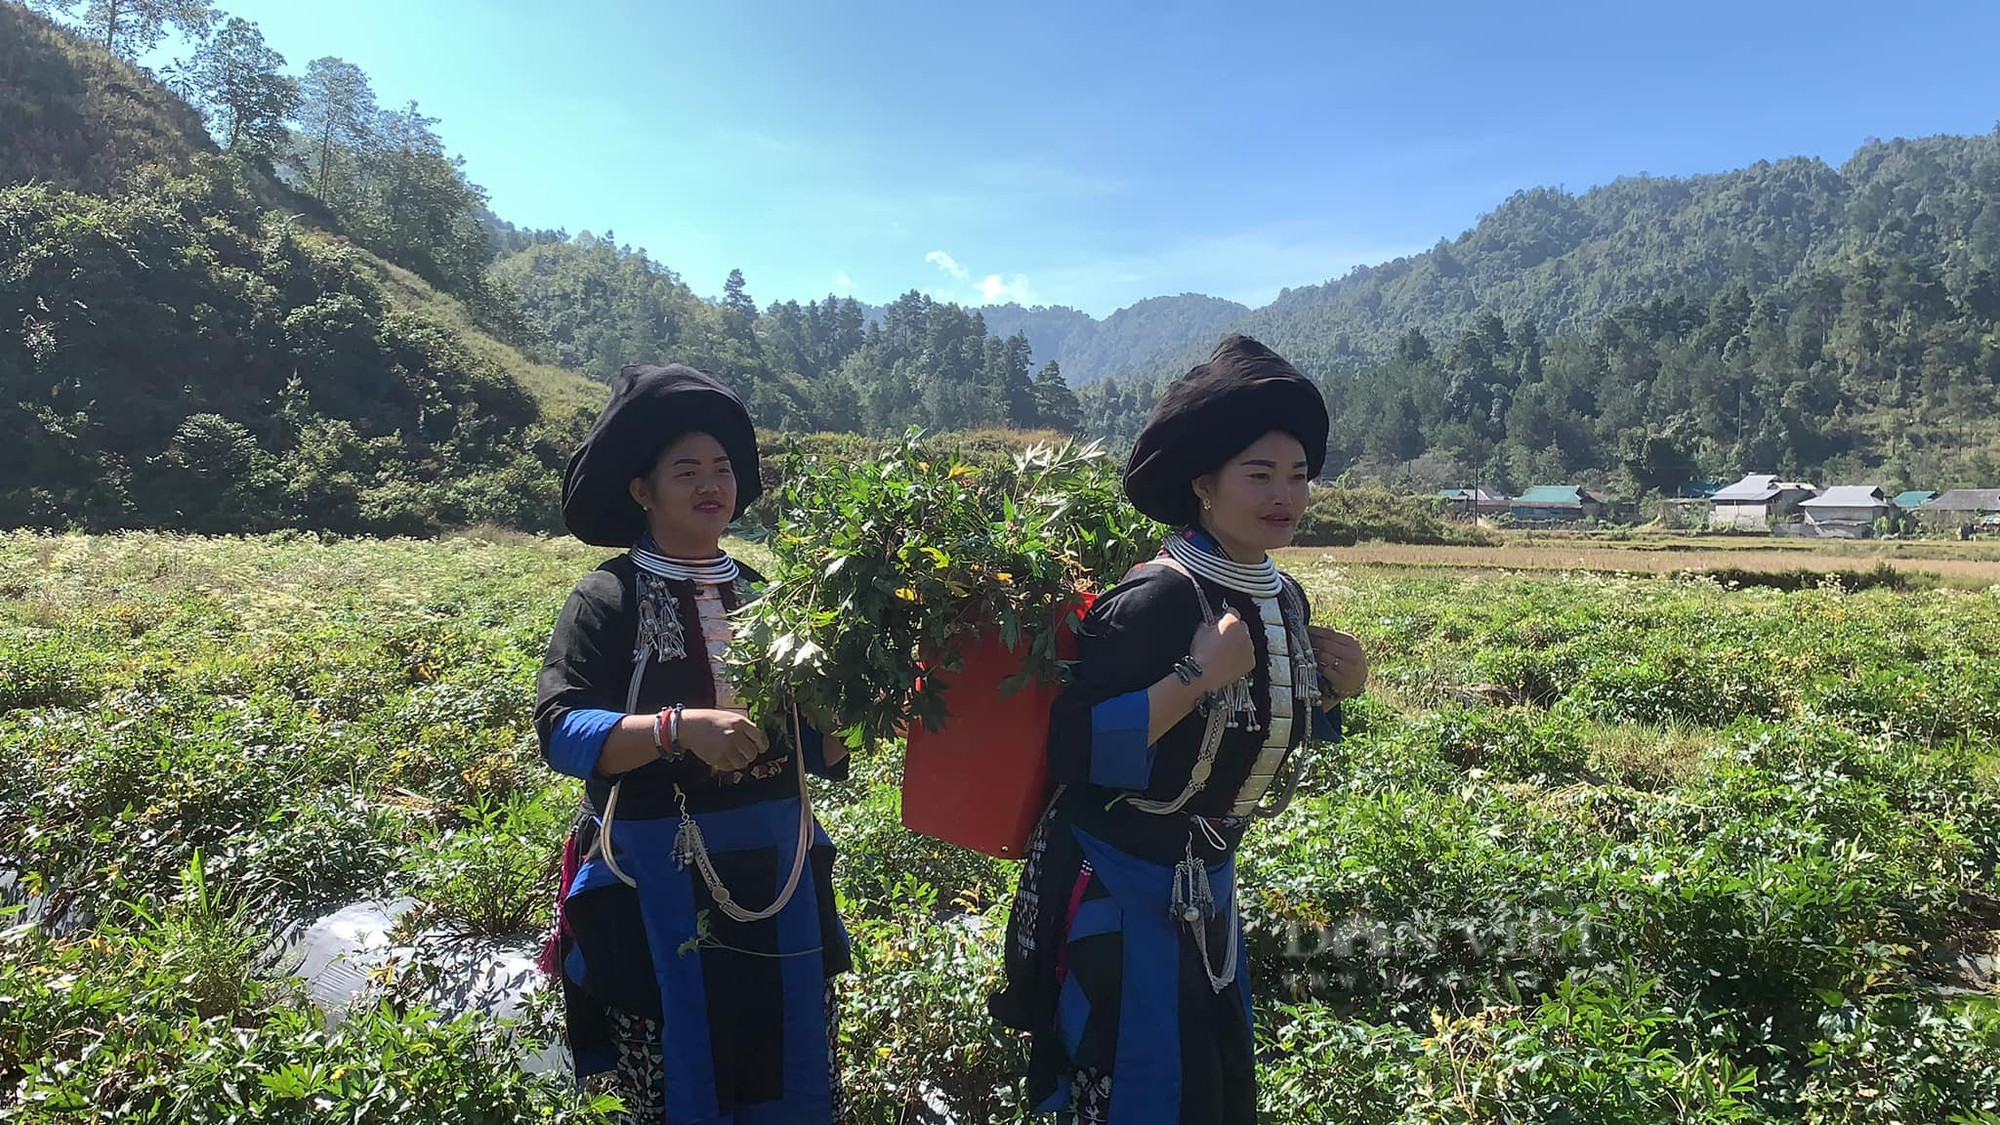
[724, 429, 1158, 748]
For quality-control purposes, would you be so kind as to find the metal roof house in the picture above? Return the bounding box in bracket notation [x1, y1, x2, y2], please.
[1799, 485, 1895, 538]
[1438, 487, 1511, 518]
[1510, 485, 1609, 523]
[1709, 474, 1818, 532]
[1916, 489, 2000, 524]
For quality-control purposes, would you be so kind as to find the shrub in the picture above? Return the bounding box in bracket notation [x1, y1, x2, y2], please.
[1293, 486, 1496, 548]
[409, 792, 567, 938]
[0, 631, 101, 712]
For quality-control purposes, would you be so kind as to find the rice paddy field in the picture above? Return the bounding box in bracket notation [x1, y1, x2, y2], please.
[3, 530, 1999, 1123]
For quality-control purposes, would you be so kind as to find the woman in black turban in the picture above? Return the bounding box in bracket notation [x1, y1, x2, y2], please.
[991, 335, 1368, 1123]
[535, 363, 854, 1124]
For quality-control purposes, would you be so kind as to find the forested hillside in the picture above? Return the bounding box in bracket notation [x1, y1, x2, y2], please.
[1146, 138, 2000, 377]
[1092, 137, 2000, 493]
[482, 120, 2000, 494]
[2, 3, 205, 191]
[0, 2, 601, 533]
[980, 293, 1248, 386]
[8, 0, 2000, 530]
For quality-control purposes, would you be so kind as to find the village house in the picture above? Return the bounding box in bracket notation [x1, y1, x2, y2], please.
[1510, 485, 1610, 523]
[1658, 479, 1720, 529]
[1709, 473, 1818, 531]
[1916, 489, 2000, 529]
[1893, 490, 1937, 514]
[1799, 485, 1896, 538]
[1437, 487, 1510, 519]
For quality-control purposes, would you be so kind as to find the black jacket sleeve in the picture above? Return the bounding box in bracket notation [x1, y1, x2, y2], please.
[534, 566, 635, 771]
[1046, 564, 1203, 790]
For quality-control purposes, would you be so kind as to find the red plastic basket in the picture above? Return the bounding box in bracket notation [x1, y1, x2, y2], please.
[900, 597, 1093, 858]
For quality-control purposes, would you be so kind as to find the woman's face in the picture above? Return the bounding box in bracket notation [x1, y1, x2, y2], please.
[627, 431, 737, 554]
[1192, 430, 1311, 559]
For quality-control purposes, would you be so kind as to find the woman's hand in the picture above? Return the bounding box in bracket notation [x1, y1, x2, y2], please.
[1190, 610, 1257, 687]
[677, 708, 770, 772]
[1308, 625, 1368, 701]
[1143, 610, 1257, 745]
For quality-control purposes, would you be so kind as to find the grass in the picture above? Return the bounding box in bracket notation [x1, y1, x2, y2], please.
[1576, 718, 1718, 789]
[0, 4, 210, 194]
[4, 531, 2000, 1122]
[357, 252, 609, 421]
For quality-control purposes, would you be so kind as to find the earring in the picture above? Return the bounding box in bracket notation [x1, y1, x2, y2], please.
[1201, 497, 1212, 511]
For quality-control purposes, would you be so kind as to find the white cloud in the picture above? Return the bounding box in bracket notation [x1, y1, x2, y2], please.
[925, 252, 1034, 306]
[978, 273, 1035, 305]
[924, 250, 969, 280]
[834, 272, 854, 293]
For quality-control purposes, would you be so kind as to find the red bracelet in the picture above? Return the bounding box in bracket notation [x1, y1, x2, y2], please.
[653, 705, 688, 761]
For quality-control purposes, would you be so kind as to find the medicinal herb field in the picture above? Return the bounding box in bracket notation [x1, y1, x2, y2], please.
[3, 533, 1998, 1123]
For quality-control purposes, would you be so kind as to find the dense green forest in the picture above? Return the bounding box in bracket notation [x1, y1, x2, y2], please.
[1072, 271, 2000, 498]
[6, 0, 2000, 536]
[0, 161, 576, 533]
[1306, 257, 2000, 496]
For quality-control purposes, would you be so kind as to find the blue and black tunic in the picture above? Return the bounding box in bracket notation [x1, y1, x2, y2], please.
[991, 534, 1339, 1124]
[537, 554, 850, 1124]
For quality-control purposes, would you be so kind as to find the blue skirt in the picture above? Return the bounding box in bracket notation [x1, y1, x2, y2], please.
[558, 795, 849, 1124]
[993, 800, 1256, 1125]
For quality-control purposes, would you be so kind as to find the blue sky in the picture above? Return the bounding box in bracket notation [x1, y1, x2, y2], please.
[152, 0, 2000, 317]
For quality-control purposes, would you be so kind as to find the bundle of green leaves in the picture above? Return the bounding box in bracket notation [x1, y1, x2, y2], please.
[725, 432, 1159, 747]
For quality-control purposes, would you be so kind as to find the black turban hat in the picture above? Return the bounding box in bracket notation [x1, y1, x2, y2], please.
[1122, 334, 1329, 526]
[560, 363, 762, 547]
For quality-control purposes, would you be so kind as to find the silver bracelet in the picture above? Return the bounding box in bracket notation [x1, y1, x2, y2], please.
[665, 703, 687, 760]
[1173, 655, 1204, 685]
